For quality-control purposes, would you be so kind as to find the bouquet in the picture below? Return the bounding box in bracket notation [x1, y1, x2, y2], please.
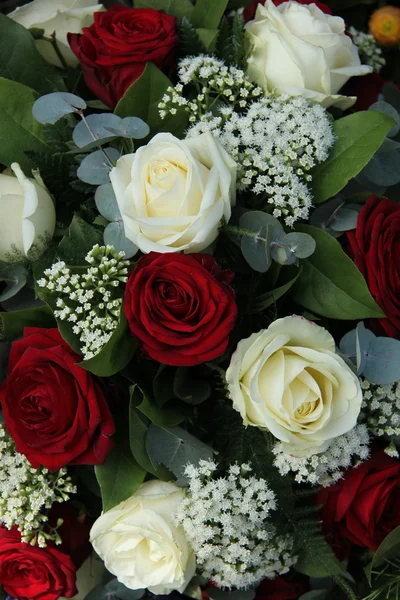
[0, 0, 399, 599]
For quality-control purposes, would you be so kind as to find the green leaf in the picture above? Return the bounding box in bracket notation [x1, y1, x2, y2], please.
[115, 63, 188, 137]
[311, 111, 395, 203]
[197, 28, 219, 51]
[134, 0, 194, 18]
[79, 310, 137, 377]
[0, 305, 55, 341]
[251, 267, 301, 313]
[137, 391, 188, 427]
[291, 225, 385, 320]
[191, 0, 228, 29]
[0, 15, 66, 94]
[0, 77, 50, 173]
[95, 443, 146, 512]
[129, 385, 173, 479]
[57, 215, 103, 266]
[145, 424, 214, 482]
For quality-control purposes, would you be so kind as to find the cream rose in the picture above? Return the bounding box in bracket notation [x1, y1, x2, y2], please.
[110, 131, 237, 254]
[9, 0, 104, 68]
[226, 316, 362, 456]
[245, 0, 372, 109]
[90, 480, 196, 595]
[0, 163, 56, 262]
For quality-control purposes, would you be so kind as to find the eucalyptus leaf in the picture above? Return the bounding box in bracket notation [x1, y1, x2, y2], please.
[363, 337, 400, 385]
[360, 149, 400, 187]
[329, 206, 360, 232]
[0, 264, 27, 302]
[370, 101, 400, 138]
[271, 243, 293, 265]
[173, 367, 211, 405]
[241, 225, 272, 273]
[382, 82, 400, 114]
[72, 113, 121, 148]
[95, 183, 121, 222]
[104, 221, 138, 259]
[104, 578, 145, 600]
[282, 232, 316, 259]
[119, 117, 150, 139]
[32, 92, 86, 125]
[145, 424, 214, 483]
[77, 148, 120, 185]
[339, 322, 376, 373]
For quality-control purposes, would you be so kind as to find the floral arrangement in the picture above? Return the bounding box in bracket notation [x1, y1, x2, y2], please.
[0, 0, 400, 600]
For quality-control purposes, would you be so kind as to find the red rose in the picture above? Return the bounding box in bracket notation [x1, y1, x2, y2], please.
[243, 0, 331, 23]
[68, 5, 179, 108]
[124, 253, 237, 367]
[0, 527, 77, 600]
[317, 452, 400, 552]
[48, 503, 92, 569]
[255, 575, 309, 600]
[0, 328, 115, 470]
[346, 195, 400, 338]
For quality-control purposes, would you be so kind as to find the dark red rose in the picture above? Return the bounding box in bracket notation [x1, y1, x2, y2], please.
[244, 0, 331, 23]
[255, 575, 309, 600]
[0, 328, 115, 471]
[317, 452, 400, 552]
[124, 253, 237, 367]
[48, 503, 92, 569]
[346, 195, 400, 338]
[68, 5, 179, 108]
[0, 527, 77, 600]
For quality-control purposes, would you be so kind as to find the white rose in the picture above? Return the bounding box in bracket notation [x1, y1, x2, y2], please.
[0, 163, 56, 262]
[9, 0, 104, 68]
[226, 315, 362, 456]
[90, 480, 196, 595]
[110, 131, 237, 254]
[245, 0, 372, 109]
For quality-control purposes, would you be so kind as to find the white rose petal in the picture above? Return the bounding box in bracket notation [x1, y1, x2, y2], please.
[245, 0, 372, 108]
[110, 132, 237, 254]
[226, 316, 363, 457]
[90, 480, 196, 595]
[0, 163, 55, 262]
[9, 0, 104, 68]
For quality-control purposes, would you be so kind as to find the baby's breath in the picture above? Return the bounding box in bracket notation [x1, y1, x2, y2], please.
[176, 460, 296, 589]
[187, 95, 334, 226]
[273, 425, 370, 487]
[37, 245, 129, 359]
[349, 27, 386, 73]
[0, 425, 76, 547]
[360, 378, 400, 457]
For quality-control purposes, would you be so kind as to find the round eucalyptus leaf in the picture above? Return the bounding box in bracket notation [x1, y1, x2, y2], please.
[329, 207, 360, 232]
[364, 337, 400, 385]
[239, 210, 284, 235]
[361, 150, 400, 187]
[0, 264, 27, 302]
[282, 232, 316, 259]
[309, 197, 343, 238]
[95, 183, 121, 222]
[104, 221, 138, 259]
[120, 117, 150, 139]
[73, 113, 121, 148]
[77, 148, 120, 185]
[370, 101, 400, 138]
[32, 92, 86, 124]
[271, 244, 290, 265]
[241, 225, 272, 273]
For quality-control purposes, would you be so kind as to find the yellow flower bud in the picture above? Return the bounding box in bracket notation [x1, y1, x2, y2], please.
[369, 6, 400, 47]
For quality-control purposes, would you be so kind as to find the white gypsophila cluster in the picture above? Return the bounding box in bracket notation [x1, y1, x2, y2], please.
[158, 55, 263, 122]
[186, 95, 334, 226]
[0, 425, 76, 548]
[175, 460, 296, 589]
[273, 425, 370, 487]
[348, 27, 386, 73]
[360, 377, 400, 458]
[37, 245, 129, 359]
